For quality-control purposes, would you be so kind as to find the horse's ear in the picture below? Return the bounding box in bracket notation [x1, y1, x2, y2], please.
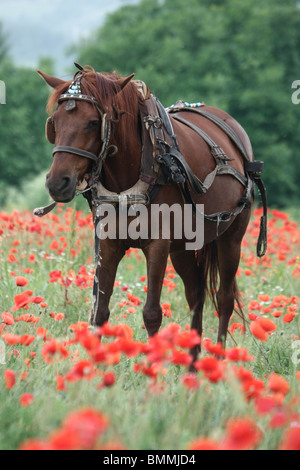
[115, 73, 135, 93]
[37, 70, 66, 89]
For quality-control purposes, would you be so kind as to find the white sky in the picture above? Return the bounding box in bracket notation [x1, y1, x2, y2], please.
[0, 0, 139, 71]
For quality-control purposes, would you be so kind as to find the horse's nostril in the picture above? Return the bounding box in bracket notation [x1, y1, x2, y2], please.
[46, 174, 73, 196]
[61, 175, 71, 190]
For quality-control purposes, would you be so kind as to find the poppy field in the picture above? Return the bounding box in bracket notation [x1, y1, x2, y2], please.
[0, 204, 300, 451]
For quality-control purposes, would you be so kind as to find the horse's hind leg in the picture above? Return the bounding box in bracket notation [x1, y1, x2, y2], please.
[170, 250, 206, 362]
[216, 210, 251, 346]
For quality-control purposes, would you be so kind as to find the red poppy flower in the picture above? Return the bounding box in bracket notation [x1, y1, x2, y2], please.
[249, 321, 268, 342]
[254, 396, 277, 415]
[188, 438, 219, 450]
[181, 373, 199, 390]
[127, 292, 142, 306]
[11, 290, 34, 311]
[170, 349, 193, 366]
[176, 329, 201, 349]
[36, 327, 48, 340]
[202, 338, 226, 357]
[226, 347, 253, 362]
[57, 408, 109, 450]
[271, 310, 283, 318]
[268, 373, 290, 397]
[56, 375, 66, 392]
[280, 427, 300, 450]
[101, 371, 116, 387]
[20, 393, 34, 407]
[42, 339, 69, 364]
[15, 313, 39, 323]
[19, 439, 53, 450]
[19, 335, 36, 346]
[15, 276, 29, 287]
[1, 311, 14, 325]
[222, 417, 262, 450]
[4, 369, 16, 390]
[31, 296, 44, 304]
[2, 333, 22, 345]
[283, 313, 295, 323]
[257, 317, 277, 333]
[65, 360, 96, 382]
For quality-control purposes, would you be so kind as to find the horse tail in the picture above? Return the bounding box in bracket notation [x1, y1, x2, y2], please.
[196, 240, 245, 328]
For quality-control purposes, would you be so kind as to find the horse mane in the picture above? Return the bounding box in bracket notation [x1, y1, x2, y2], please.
[47, 68, 143, 148]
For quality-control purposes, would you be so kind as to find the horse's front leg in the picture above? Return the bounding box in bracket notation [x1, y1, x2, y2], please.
[91, 239, 124, 327]
[142, 240, 170, 336]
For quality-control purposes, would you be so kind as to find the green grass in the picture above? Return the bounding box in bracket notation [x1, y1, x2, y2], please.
[0, 206, 299, 450]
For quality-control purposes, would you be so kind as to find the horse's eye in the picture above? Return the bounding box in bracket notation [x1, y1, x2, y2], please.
[87, 120, 99, 130]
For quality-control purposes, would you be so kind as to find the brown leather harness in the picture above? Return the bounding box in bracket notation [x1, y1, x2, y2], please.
[133, 94, 267, 257]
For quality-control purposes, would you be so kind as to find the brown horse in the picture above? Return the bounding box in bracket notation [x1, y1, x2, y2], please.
[37, 65, 266, 362]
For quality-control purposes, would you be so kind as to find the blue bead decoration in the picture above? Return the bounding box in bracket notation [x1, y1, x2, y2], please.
[185, 102, 203, 108]
[67, 75, 83, 95]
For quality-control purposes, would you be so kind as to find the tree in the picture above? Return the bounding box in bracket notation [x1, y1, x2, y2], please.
[0, 50, 53, 204]
[74, 0, 300, 207]
[0, 22, 9, 63]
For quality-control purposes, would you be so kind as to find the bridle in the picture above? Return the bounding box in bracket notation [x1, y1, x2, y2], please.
[52, 66, 117, 178]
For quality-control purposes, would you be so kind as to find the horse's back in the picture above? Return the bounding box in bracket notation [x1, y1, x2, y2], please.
[170, 104, 254, 184]
[202, 105, 254, 162]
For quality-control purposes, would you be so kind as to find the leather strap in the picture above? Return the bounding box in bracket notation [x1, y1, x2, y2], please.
[58, 94, 99, 106]
[171, 115, 248, 191]
[170, 107, 250, 162]
[53, 146, 99, 162]
[172, 115, 230, 160]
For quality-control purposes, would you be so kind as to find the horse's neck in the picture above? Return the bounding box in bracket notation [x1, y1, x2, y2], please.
[101, 126, 141, 193]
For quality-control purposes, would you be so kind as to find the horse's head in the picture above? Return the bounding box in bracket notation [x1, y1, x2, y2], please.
[38, 67, 135, 202]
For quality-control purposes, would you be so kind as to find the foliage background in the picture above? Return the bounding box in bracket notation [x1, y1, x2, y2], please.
[0, 0, 300, 208]
[1, 1, 300, 451]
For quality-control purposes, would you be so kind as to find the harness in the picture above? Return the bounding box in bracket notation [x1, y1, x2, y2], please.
[34, 66, 267, 258]
[135, 95, 267, 257]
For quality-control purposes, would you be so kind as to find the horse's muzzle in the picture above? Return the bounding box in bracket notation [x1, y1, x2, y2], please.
[46, 173, 77, 202]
